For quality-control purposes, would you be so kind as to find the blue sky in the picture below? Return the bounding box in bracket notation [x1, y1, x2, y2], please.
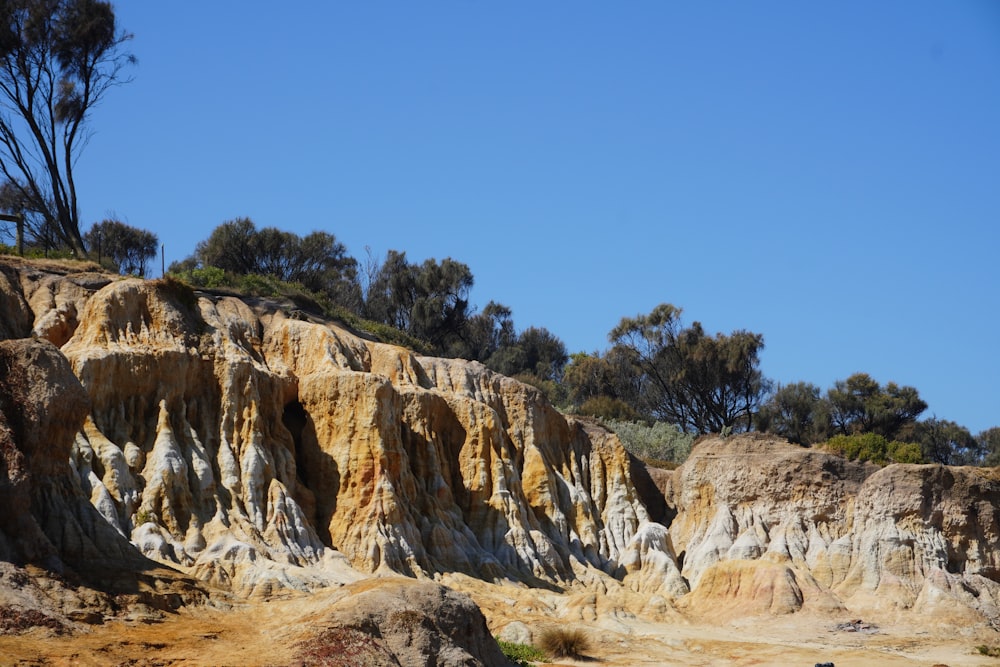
[72, 2, 999, 433]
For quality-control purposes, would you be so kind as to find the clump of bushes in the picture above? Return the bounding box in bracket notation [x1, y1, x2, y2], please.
[538, 627, 590, 659]
[168, 267, 433, 353]
[605, 418, 695, 467]
[822, 432, 924, 466]
[496, 639, 546, 666]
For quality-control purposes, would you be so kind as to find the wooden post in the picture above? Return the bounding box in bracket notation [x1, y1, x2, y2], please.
[0, 213, 24, 255]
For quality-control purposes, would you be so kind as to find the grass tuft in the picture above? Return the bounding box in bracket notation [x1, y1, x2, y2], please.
[538, 626, 590, 659]
[976, 644, 1000, 657]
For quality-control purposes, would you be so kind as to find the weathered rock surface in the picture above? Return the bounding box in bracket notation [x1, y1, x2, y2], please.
[2, 256, 1000, 648]
[666, 435, 1000, 624]
[0, 333, 205, 630]
[294, 578, 511, 667]
[3, 265, 668, 601]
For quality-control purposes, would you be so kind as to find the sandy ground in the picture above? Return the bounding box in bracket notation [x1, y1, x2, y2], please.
[1, 582, 998, 667]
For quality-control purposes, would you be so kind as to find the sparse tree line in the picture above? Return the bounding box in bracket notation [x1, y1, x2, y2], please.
[0, 1, 995, 469]
[159, 217, 999, 469]
[6, 210, 998, 468]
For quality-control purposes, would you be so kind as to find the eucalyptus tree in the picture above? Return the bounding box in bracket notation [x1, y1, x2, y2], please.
[0, 0, 134, 255]
[84, 218, 156, 275]
[826, 373, 926, 440]
[756, 381, 832, 445]
[365, 250, 474, 352]
[609, 303, 770, 434]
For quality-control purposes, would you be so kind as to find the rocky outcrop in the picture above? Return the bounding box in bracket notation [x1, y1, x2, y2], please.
[294, 579, 511, 667]
[3, 257, 1000, 635]
[0, 334, 204, 629]
[1, 261, 672, 602]
[666, 435, 1000, 624]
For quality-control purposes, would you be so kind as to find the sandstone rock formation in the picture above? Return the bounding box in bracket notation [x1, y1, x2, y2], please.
[2, 256, 1000, 655]
[293, 578, 511, 667]
[664, 434, 1000, 625]
[0, 333, 204, 631]
[5, 265, 669, 601]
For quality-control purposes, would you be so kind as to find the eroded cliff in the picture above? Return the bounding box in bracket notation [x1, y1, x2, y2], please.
[665, 434, 1000, 625]
[2, 257, 1000, 646]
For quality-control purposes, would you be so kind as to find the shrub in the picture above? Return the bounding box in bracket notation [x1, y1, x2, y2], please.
[578, 395, 639, 421]
[513, 372, 567, 406]
[538, 627, 589, 659]
[189, 265, 227, 288]
[822, 432, 925, 466]
[496, 639, 545, 666]
[155, 275, 198, 311]
[977, 644, 1000, 657]
[606, 418, 695, 466]
[166, 267, 436, 354]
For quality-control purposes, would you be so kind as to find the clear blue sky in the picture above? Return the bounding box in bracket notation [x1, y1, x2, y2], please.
[73, 2, 1000, 433]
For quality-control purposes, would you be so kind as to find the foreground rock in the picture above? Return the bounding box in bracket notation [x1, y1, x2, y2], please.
[293, 579, 510, 667]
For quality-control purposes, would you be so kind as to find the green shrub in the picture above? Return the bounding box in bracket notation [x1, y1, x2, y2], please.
[977, 644, 1000, 657]
[496, 639, 545, 666]
[538, 627, 589, 659]
[823, 432, 925, 466]
[578, 395, 639, 421]
[886, 439, 924, 464]
[606, 418, 694, 467]
[189, 265, 227, 288]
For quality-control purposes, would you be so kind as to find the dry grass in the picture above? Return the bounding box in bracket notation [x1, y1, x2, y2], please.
[538, 626, 589, 659]
[0, 253, 106, 274]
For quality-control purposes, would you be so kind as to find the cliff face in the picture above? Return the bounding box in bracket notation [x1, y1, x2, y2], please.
[666, 435, 1000, 623]
[2, 261, 673, 601]
[2, 258, 999, 633]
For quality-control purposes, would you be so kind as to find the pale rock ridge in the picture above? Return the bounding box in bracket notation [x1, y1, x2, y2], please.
[837, 463, 1000, 620]
[57, 282, 344, 596]
[667, 436, 1000, 623]
[260, 313, 671, 587]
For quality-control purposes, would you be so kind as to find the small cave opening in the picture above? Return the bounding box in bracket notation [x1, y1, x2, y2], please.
[627, 454, 675, 526]
[282, 399, 308, 485]
[281, 399, 335, 546]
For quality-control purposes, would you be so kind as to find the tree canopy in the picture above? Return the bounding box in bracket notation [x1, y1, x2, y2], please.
[185, 217, 361, 310]
[827, 373, 927, 440]
[755, 382, 831, 445]
[0, 0, 133, 254]
[608, 303, 769, 433]
[364, 250, 474, 351]
[84, 218, 157, 276]
[166, 220, 999, 467]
